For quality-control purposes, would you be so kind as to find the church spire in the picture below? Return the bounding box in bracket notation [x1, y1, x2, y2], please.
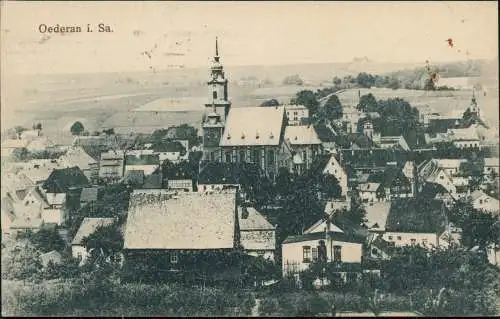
[214, 37, 220, 62]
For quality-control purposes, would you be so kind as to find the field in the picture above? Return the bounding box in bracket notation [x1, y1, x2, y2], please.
[2, 60, 498, 145]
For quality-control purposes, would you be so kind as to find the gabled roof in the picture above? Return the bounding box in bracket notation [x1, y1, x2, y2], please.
[125, 154, 160, 166]
[359, 182, 382, 192]
[59, 146, 97, 170]
[42, 166, 89, 193]
[72, 217, 115, 245]
[371, 235, 396, 255]
[386, 198, 447, 233]
[368, 166, 411, 189]
[220, 106, 285, 147]
[282, 230, 364, 245]
[238, 206, 275, 231]
[313, 124, 337, 143]
[303, 218, 344, 234]
[46, 193, 66, 206]
[284, 125, 322, 145]
[124, 192, 237, 250]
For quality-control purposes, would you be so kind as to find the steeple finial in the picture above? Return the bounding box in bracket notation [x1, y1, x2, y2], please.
[215, 37, 219, 57]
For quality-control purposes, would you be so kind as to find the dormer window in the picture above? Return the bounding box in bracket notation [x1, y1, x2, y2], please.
[270, 132, 274, 139]
[241, 133, 245, 139]
[227, 134, 231, 140]
[256, 132, 260, 139]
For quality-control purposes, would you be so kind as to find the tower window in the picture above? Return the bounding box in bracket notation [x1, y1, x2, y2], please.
[213, 91, 218, 99]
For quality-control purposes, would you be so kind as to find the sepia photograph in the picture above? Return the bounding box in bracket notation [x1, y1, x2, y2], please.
[1, 1, 499, 317]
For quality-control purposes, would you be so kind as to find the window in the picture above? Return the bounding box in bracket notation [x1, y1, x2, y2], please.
[225, 151, 231, 163]
[210, 152, 215, 161]
[333, 245, 342, 262]
[422, 238, 428, 245]
[312, 247, 319, 261]
[268, 150, 275, 166]
[170, 251, 179, 264]
[371, 248, 379, 256]
[251, 149, 260, 163]
[213, 91, 218, 99]
[302, 150, 307, 163]
[397, 236, 402, 241]
[303, 246, 311, 263]
[388, 236, 393, 240]
[410, 239, 416, 245]
[239, 150, 246, 162]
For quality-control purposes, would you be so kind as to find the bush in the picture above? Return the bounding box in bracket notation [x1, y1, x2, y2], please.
[260, 297, 279, 315]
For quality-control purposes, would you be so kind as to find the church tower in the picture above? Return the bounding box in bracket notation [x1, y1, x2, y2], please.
[470, 88, 480, 117]
[202, 37, 231, 161]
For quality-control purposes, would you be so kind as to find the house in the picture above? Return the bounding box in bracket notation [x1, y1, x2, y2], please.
[40, 250, 63, 268]
[71, 217, 115, 264]
[2, 172, 35, 201]
[418, 159, 457, 198]
[284, 104, 309, 126]
[469, 190, 499, 215]
[310, 154, 348, 197]
[99, 150, 125, 180]
[366, 165, 413, 200]
[58, 146, 99, 182]
[152, 140, 188, 163]
[42, 166, 90, 194]
[313, 124, 338, 153]
[124, 170, 145, 188]
[18, 186, 67, 226]
[124, 154, 160, 176]
[364, 201, 391, 232]
[324, 199, 351, 216]
[382, 198, 447, 248]
[123, 191, 242, 280]
[358, 182, 382, 202]
[25, 136, 57, 153]
[484, 157, 499, 177]
[20, 159, 62, 184]
[284, 125, 323, 172]
[197, 162, 240, 193]
[1, 196, 16, 233]
[238, 205, 276, 261]
[367, 235, 395, 261]
[281, 219, 364, 282]
[8, 199, 44, 234]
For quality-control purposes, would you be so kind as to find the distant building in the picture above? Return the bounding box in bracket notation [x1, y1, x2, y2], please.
[124, 154, 160, 176]
[284, 125, 323, 172]
[310, 154, 348, 197]
[469, 190, 499, 215]
[313, 124, 338, 153]
[40, 250, 63, 268]
[99, 150, 125, 180]
[284, 104, 309, 126]
[58, 146, 99, 183]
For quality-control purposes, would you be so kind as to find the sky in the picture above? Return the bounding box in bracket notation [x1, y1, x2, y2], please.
[1, 1, 498, 75]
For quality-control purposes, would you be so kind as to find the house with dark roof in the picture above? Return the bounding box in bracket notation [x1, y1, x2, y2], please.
[365, 165, 413, 201]
[284, 125, 323, 173]
[197, 162, 259, 193]
[41, 166, 89, 194]
[123, 191, 248, 281]
[124, 154, 160, 176]
[381, 198, 448, 248]
[281, 217, 364, 281]
[58, 146, 99, 183]
[152, 140, 188, 163]
[313, 124, 338, 153]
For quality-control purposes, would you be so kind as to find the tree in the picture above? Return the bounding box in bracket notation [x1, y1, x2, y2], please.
[283, 74, 304, 86]
[11, 147, 29, 161]
[332, 76, 342, 86]
[357, 93, 378, 112]
[356, 72, 375, 88]
[323, 94, 343, 121]
[81, 223, 123, 262]
[1, 240, 42, 281]
[103, 128, 115, 135]
[260, 99, 280, 107]
[70, 121, 85, 136]
[294, 90, 319, 117]
[22, 227, 66, 253]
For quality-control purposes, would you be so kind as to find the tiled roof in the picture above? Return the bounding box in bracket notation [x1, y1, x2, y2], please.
[386, 198, 447, 233]
[358, 182, 381, 192]
[42, 166, 89, 193]
[313, 124, 337, 143]
[284, 125, 322, 145]
[303, 218, 344, 234]
[72, 217, 115, 245]
[238, 206, 275, 231]
[198, 162, 261, 185]
[124, 192, 237, 250]
[152, 140, 186, 153]
[220, 106, 285, 147]
[435, 159, 467, 169]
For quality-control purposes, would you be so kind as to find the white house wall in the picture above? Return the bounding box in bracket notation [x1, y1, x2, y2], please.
[382, 232, 439, 247]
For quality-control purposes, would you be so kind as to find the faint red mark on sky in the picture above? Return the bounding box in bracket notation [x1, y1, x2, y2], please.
[446, 38, 454, 48]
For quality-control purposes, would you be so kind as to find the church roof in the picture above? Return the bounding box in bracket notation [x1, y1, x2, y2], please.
[220, 106, 285, 147]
